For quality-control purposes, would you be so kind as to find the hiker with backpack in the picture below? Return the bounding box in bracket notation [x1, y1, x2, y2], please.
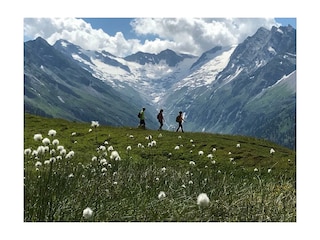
[157, 109, 164, 130]
[176, 111, 184, 133]
[138, 107, 146, 129]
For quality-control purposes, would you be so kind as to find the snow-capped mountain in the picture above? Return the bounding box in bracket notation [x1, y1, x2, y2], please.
[24, 25, 296, 149]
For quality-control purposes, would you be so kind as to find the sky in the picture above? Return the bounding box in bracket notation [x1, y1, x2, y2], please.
[23, 17, 296, 57]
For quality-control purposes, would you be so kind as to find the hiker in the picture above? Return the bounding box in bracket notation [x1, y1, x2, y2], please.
[176, 111, 184, 133]
[138, 107, 146, 129]
[157, 109, 164, 130]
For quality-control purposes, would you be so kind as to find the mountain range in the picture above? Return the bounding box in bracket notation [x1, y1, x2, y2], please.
[24, 25, 296, 149]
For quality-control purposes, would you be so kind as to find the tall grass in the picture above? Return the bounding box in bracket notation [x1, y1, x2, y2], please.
[24, 114, 296, 222]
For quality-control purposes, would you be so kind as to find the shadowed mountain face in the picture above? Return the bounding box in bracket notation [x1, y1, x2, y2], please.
[24, 25, 296, 149]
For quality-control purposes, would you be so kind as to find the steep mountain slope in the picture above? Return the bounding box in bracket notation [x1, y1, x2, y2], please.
[24, 37, 158, 127]
[162, 26, 296, 149]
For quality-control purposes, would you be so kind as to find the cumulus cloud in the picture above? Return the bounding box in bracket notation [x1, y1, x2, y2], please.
[24, 17, 279, 57]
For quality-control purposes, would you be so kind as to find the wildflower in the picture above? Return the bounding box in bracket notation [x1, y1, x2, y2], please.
[207, 154, 213, 159]
[229, 158, 234, 162]
[71, 132, 76, 136]
[189, 161, 196, 166]
[178, 136, 182, 139]
[228, 152, 232, 155]
[68, 173, 74, 178]
[151, 140, 157, 147]
[110, 151, 121, 161]
[57, 145, 64, 151]
[91, 156, 97, 162]
[100, 158, 107, 165]
[174, 146, 180, 150]
[270, 148, 275, 154]
[181, 184, 186, 188]
[37, 146, 45, 155]
[60, 149, 67, 156]
[188, 180, 193, 185]
[198, 151, 204, 156]
[52, 139, 59, 146]
[42, 137, 51, 145]
[101, 167, 107, 173]
[33, 134, 43, 141]
[197, 193, 210, 207]
[158, 191, 166, 200]
[236, 143, 241, 148]
[254, 168, 259, 172]
[104, 141, 109, 145]
[66, 150, 75, 159]
[24, 148, 32, 155]
[48, 129, 57, 137]
[44, 160, 51, 165]
[126, 146, 132, 151]
[212, 148, 217, 152]
[83, 207, 93, 219]
[35, 161, 42, 168]
[88, 128, 92, 133]
[158, 133, 162, 138]
[155, 177, 160, 181]
[99, 145, 106, 151]
[211, 160, 216, 164]
[161, 167, 166, 173]
[129, 134, 134, 138]
[113, 181, 118, 185]
[107, 146, 114, 152]
[190, 139, 194, 143]
[137, 143, 142, 148]
[91, 121, 99, 128]
[268, 168, 272, 173]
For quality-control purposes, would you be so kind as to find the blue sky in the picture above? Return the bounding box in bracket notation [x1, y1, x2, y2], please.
[24, 18, 296, 57]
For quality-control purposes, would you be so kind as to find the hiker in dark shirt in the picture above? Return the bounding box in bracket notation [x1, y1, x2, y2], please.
[176, 111, 184, 133]
[138, 107, 146, 129]
[157, 109, 164, 130]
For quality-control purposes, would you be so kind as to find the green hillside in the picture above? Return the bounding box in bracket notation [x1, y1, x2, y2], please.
[24, 113, 296, 222]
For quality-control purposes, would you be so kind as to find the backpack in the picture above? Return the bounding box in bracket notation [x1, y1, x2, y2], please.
[138, 112, 141, 118]
[176, 115, 180, 122]
[157, 113, 160, 120]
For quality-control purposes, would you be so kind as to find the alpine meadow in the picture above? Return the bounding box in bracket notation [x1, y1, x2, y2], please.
[24, 114, 296, 222]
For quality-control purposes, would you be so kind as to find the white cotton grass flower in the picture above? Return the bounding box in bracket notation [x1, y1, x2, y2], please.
[91, 121, 99, 128]
[37, 146, 45, 155]
[42, 137, 51, 145]
[197, 193, 210, 207]
[35, 161, 42, 168]
[107, 146, 114, 152]
[33, 134, 43, 141]
[198, 151, 204, 156]
[189, 161, 195, 166]
[236, 143, 241, 148]
[254, 168, 259, 172]
[270, 148, 275, 154]
[88, 128, 92, 133]
[66, 150, 75, 159]
[207, 154, 213, 159]
[161, 167, 166, 173]
[158, 191, 166, 200]
[212, 148, 217, 152]
[83, 207, 93, 219]
[268, 168, 272, 173]
[174, 146, 180, 150]
[190, 139, 194, 143]
[126, 146, 132, 151]
[48, 129, 57, 137]
[24, 148, 32, 155]
[71, 132, 76, 136]
[110, 151, 121, 161]
[52, 139, 59, 146]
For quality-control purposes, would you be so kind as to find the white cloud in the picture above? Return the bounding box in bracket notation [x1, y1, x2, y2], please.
[24, 17, 278, 57]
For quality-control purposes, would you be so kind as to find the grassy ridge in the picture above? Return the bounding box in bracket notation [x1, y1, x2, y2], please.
[24, 113, 296, 221]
